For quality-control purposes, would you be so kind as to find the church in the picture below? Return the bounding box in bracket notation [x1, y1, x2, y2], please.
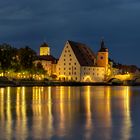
[56, 40, 109, 82]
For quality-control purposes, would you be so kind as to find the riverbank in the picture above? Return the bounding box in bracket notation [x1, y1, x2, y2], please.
[0, 78, 140, 87]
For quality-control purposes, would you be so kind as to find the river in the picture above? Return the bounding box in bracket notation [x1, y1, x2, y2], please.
[0, 86, 140, 140]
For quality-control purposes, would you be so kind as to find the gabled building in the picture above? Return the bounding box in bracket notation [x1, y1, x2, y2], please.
[56, 40, 108, 82]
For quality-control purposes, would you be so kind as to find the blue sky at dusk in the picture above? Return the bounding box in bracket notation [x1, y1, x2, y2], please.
[0, 0, 140, 66]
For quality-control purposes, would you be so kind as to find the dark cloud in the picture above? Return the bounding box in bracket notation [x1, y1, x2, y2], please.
[0, 0, 140, 66]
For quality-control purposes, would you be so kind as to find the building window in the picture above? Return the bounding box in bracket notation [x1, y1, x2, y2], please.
[74, 72, 76, 75]
[69, 68, 71, 70]
[64, 55, 65, 57]
[69, 54, 71, 57]
[64, 63, 66, 65]
[69, 63, 71, 65]
[64, 72, 65, 75]
[89, 68, 90, 70]
[64, 68, 65, 70]
[100, 56, 103, 59]
[75, 67, 76, 70]
[70, 58, 72, 61]
[59, 68, 60, 70]
[64, 59, 65, 61]
[74, 63, 76, 65]
[65, 50, 67, 53]
[69, 72, 71, 75]
[59, 72, 60, 75]
[93, 68, 94, 71]
[93, 73, 94, 75]
[68, 50, 70, 52]
[75, 77, 77, 80]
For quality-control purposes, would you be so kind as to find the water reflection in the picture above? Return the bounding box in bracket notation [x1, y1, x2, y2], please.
[0, 86, 133, 139]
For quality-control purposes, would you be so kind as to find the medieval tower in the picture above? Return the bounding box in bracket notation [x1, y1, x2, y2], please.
[97, 40, 109, 68]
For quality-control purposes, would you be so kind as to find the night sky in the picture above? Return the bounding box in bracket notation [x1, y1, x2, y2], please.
[0, 0, 140, 66]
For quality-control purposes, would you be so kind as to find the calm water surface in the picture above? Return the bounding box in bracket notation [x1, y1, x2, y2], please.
[0, 86, 140, 140]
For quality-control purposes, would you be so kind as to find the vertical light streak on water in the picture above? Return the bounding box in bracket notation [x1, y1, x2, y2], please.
[0, 88, 5, 122]
[6, 87, 12, 139]
[21, 87, 28, 139]
[47, 86, 54, 139]
[58, 86, 65, 137]
[105, 86, 112, 128]
[15, 87, 21, 139]
[32, 87, 42, 138]
[84, 86, 93, 140]
[120, 86, 132, 140]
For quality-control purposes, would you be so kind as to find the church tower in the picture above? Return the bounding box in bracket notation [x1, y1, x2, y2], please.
[97, 39, 108, 68]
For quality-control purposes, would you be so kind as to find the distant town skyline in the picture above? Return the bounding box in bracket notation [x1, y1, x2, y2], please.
[0, 0, 140, 66]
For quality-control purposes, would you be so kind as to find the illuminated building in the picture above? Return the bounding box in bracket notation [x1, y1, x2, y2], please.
[40, 42, 50, 56]
[57, 40, 108, 82]
[34, 42, 58, 76]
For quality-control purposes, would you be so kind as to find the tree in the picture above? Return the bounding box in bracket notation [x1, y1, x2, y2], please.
[0, 43, 18, 72]
[18, 46, 37, 70]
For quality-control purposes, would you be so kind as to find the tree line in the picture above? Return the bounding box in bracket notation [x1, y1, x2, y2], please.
[0, 43, 45, 75]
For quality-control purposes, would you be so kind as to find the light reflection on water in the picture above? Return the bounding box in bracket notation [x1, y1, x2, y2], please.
[0, 86, 139, 139]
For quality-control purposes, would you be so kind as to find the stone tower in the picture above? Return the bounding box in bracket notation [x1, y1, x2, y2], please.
[97, 39, 108, 68]
[40, 42, 50, 56]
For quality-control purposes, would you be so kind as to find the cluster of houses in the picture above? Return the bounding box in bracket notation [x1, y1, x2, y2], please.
[34, 40, 139, 82]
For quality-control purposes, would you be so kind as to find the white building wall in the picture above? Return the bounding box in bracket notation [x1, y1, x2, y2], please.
[57, 42, 81, 81]
[81, 66, 105, 82]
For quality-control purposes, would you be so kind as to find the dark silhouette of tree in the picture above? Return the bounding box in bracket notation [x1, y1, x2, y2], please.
[0, 43, 18, 72]
[18, 46, 37, 70]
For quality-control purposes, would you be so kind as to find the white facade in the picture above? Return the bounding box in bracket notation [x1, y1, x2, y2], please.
[57, 41, 81, 81]
[81, 66, 105, 82]
[57, 41, 107, 82]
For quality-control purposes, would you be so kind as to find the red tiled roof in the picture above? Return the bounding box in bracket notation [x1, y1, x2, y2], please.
[68, 40, 96, 66]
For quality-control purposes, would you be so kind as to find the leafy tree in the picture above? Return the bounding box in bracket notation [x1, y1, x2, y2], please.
[18, 46, 37, 70]
[0, 43, 18, 72]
